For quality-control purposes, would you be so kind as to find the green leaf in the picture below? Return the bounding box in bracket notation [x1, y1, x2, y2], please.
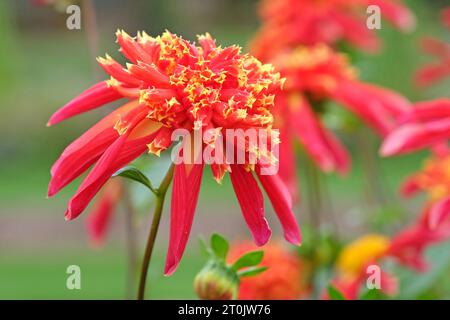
[237, 266, 268, 278]
[232, 250, 264, 271]
[210, 233, 229, 260]
[113, 166, 157, 194]
[327, 285, 346, 300]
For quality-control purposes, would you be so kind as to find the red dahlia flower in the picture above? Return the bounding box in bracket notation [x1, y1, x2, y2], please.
[47, 30, 301, 275]
[251, 0, 415, 61]
[228, 242, 308, 300]
[271, 45, 410, 195]
[415, 9, 450, 88]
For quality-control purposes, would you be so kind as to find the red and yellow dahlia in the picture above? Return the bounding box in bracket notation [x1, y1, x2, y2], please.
[228, 242, 308, 300]
[251, 0, 415, 61]
[271, 44, 410, 195]
[47, 30, 301, 275]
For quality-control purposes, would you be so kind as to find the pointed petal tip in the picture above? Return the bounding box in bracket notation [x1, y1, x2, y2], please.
[253, 228, 272, 247]
[164, 261, 179, 276]
[285, 231, 302, 246]
[379, 140, 398, 157]
[47, 184, 57, 198]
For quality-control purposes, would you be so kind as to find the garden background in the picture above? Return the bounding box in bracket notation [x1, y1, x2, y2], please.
[0, 0, 449, 299]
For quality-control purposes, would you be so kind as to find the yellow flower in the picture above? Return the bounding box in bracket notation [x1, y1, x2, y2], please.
[337, 234, 390, 278]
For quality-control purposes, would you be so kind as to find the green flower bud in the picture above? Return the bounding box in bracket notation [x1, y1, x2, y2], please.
[194, 260, 239, 300]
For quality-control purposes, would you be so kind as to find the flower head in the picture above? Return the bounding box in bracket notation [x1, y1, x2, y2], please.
[228, 242, 308, 300]
[251, 0, 415, 61]
[271, 45, 410, 196]
[48, 30, 301, 275]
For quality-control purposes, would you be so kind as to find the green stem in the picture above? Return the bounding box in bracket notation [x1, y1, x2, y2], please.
[81, 0, 101, 81]
[137, 164, 175, 300]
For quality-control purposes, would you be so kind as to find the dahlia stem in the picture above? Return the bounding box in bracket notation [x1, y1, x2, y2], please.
[137, 163, 175, 300]
[81, 0, 101, 81]
[356, 130, 391, 207]
[123, 185, 137, 299]
[305, 157, 322, 232]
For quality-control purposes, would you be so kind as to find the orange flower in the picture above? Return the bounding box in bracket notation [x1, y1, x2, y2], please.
[228, 242, 308, 300]
[251, 0, 414, 61]
[48, 30, 301, 275]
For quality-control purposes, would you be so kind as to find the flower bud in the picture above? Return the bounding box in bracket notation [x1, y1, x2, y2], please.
[194, 260, 239, 300]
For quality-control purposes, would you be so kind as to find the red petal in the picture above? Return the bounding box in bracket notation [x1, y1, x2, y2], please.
[369, 0, 416, 31]
[331, 11, 379, 52]
[256, 171, 301, 245]
[278, 128, 299, 201]
[64, 111, 152, 220]
[289, 97, 350, 174]
[429, 197, 450, 229]
[400, 174, 421, 198]
[381, 119, 450, 156]
[97, 55, 142, 87]
[400, 99, 450, 124]
[48, 101, 142, 196]
[334, 81, 408, 136]
[86, 180, 122, 246]
[415, 63, 450, 88]
[47, 82, 122, 126]
[116, 30, 153, 64]
[164, 163, 204, 275]
[229, 164, 271, 246]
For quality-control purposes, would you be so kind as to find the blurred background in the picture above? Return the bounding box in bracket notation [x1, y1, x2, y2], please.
[0, 0, 449, 299]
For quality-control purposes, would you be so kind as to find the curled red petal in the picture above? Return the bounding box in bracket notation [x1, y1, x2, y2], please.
[48, 101, 142, 196]
[429, 197, 450, 229]
[65, 110, 153, 220]
[229, 164, 271, 246]
[289, 97, 350, 174]
[47, 81, 122, 126]
[256, 171, 301, 245]
[381, 119, 450, 156]
[164, 163, 204, 275]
